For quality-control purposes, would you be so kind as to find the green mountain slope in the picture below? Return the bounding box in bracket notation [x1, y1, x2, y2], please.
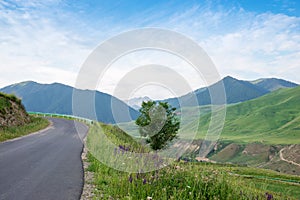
[195, 86, 300, 144]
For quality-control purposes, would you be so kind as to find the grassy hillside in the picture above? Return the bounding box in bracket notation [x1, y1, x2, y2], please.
[174, 87, 300, 175]
[207, 142, 300, 175]
[0, 92, 49, 142]
[85, 122, 300, 199]
[193, 86, 300, 144]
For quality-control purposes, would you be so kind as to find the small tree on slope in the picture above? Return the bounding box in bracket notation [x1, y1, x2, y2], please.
[135, 101, 180, 150]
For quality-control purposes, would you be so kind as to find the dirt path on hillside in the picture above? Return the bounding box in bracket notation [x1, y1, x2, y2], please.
[279, 146, 300, 167]
[278, 116, 300, 130]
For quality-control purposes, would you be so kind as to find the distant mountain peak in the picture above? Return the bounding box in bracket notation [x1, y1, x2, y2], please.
[9, 81, 36, 87]
[223, 75, 236, 80]
[222, 76, 241, 84]
[126, 96, 152, 110]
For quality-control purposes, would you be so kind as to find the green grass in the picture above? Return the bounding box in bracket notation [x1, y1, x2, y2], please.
[0, 116, 49, 142]
[210, 143, 241, 162]
[0, 92, 23, 114]
[0, 92, 22, 105]
[0, 96, 11, 114]
[88, 154, 275, 200]
[224, 166, 300, 198]
[86, 122, 300, 199]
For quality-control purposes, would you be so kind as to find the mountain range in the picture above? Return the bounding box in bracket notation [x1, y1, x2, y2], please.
[0, 81, 139, 124]
[0, 76, 297, 124]
[162, 76, 298, 108]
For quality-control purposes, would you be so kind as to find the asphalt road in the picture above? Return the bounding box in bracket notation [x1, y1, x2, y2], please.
[0, 118, 88, 200]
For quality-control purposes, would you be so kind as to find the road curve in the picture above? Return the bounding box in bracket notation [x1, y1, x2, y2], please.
[0, 118, 88, 200]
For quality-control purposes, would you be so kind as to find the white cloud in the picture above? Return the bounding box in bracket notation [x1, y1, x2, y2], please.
[0, 0, 92, 88]
[197, 13, 300, 82]
[0, 1, 299, 100]
[152, 7, 300, 83]
[97, 50, 205, 100]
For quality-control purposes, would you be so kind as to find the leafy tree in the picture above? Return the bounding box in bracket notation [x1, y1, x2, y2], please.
[135, 101, 180, 150]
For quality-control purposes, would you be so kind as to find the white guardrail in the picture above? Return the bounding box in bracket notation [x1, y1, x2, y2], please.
[28, 112, 93, 125]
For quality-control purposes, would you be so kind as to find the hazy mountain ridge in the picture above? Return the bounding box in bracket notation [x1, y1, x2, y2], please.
[0, 76, 297, 123]
[251, 77, 298, 92]
[0, 81, 139, 124]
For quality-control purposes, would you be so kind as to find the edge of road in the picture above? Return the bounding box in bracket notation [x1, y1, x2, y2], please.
[80, 130, 96, 200]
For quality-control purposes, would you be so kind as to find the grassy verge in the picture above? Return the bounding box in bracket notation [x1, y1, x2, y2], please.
[0, 116, 49, 142]
[86, 122, 300, 199]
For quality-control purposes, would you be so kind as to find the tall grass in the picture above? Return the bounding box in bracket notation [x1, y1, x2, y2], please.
[88, 153, 272, 199]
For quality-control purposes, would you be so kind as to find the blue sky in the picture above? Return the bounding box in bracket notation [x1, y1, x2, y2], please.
[0, 0, 299, 99]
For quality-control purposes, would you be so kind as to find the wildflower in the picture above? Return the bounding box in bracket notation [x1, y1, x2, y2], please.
[143, 178, 147, 184]
[265, 192, 273, 200]
[152, 152, 158, 159]
[128, 175, 133, 183]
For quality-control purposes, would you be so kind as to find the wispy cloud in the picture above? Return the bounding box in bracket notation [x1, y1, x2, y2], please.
[0, 0, 92, 87]
[0, 0, 299, 99]
[148, 6, 300, 84]
[199, 13, 300, 81]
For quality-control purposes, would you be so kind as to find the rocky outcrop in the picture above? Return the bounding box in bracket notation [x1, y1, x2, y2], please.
[0, 93, 31, 127]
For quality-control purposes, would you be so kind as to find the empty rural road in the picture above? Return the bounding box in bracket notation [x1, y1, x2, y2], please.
[0, 118, 88, 200]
